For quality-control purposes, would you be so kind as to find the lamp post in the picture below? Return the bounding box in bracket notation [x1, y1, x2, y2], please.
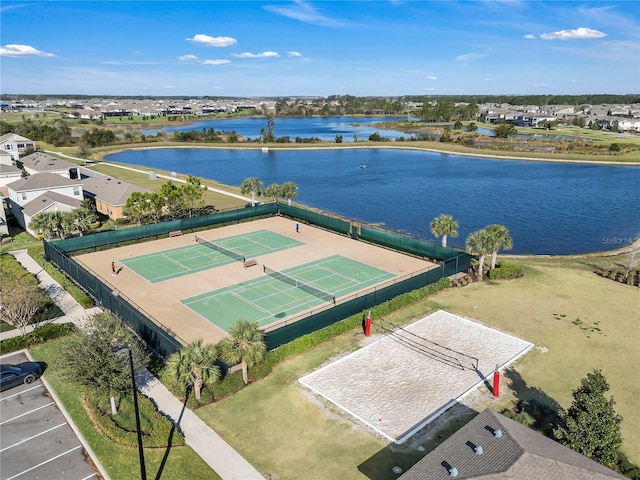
[113, 345, 146, 480]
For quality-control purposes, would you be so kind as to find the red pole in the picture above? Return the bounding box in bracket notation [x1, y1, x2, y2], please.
[493, 369, 500, 397]
[365, 311, 371, 336]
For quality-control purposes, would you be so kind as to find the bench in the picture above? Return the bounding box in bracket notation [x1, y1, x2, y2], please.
[169, 230, 183, 237]
[244, 258, 258, 269]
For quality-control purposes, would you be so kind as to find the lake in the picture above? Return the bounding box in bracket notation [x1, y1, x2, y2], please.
[105, 147, 640, 255]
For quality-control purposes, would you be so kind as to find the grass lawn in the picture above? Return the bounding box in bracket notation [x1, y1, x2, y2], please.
[196, 256, 639, 479]
[29, 340, 220, 480]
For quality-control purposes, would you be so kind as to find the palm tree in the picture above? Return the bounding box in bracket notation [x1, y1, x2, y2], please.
[466, 228, 492, 281]
[430, 214, 459, 247]
[280, 181, 298, 206]
[485, 224, 513, 269]
[218, 319, 267, 385]
[240, 177, 264, 207]
[264, 183, 281, 202]
[164, 339, 221, 400]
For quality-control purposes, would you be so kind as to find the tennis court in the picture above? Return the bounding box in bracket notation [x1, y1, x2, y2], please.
[120, 230, 302, 283]
[181, 255, 396, 332]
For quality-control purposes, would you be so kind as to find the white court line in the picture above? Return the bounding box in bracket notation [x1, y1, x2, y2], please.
[5, 445, 82, 480]
[0, 423, 67, 453]
[0, 384, 43, 401]
[0, 402, 54, 426]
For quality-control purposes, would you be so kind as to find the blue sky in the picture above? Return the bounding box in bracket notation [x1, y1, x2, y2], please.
[1, 1, 638, 97]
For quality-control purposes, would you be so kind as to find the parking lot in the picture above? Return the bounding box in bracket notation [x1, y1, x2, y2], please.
[1, 351, 103, 480]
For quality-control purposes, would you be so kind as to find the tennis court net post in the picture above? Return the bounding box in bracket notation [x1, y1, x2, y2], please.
[263, 264, 336, 304]
[195, 234, 246, 263]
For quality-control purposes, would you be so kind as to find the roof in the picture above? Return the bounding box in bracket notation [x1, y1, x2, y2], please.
[80, 174, 148, 206]
[7, 172, 79, 192]
[0, 164, 22, 175]
[18, 152, 75, 173]
[22, 190, 83, 217]
[0, 133, 34, 144]
[398, 409, 625, 480]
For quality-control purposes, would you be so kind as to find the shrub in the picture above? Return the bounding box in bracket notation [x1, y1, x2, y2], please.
[489, 262, 524, 279]
[0, 323, 74, 354]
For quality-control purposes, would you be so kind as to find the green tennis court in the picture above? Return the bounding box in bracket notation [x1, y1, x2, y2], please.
[120, 230, 303, 283]
[181, 255, 396, 332]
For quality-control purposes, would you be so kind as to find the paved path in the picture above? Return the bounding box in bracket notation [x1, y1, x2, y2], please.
[4, 249, 264, 480]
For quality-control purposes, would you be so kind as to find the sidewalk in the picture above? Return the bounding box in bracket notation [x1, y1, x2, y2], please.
[4, 249, 264, 480]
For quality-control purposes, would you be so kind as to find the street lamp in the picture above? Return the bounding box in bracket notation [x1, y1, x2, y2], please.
[112, 344, 146, 480]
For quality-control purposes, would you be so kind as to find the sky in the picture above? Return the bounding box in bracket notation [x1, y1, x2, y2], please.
[1, 1, 639, 97]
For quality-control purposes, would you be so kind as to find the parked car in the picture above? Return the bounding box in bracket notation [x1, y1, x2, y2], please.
[0, 362, 42, 392]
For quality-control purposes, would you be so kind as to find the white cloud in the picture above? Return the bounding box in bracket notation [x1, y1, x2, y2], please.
[523, 34, 536, 40]
[540, 27, 606, 41]
[232, 51, 279, 58]
[179, 54, 198, 62]
[287, 51, 303, 57]
[202, 59, 231, 65]
[264, 0, 345, 27]
[426, 75, 438, 80]
[186, 34, 237, 47]
[0, 44, 55, 57]
[455, 52, 486, 62]
[162, 85, 175, 89]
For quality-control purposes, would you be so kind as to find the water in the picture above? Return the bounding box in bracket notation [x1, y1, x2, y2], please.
[106, 147, 640, 255]
[142, 116, 415, 142]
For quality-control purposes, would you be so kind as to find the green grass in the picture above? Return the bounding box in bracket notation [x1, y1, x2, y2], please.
[30, 340, 220, 480]
[193, 255, 639, 479]
[0, 226, 41, 254]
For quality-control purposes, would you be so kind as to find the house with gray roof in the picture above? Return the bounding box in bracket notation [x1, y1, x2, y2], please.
[79, 172, 149, 220]
[0, 133, 36, 163]
[17, 152, 80, 178]
[6, 173, 84, 234]
[399, 409, 624, 480]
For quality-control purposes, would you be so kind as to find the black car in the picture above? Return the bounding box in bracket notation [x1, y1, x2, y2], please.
[0, 362, 43, 392]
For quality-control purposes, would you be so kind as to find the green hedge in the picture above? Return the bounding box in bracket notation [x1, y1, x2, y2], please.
[86, 389, 185, 448]
[488, 262, 524, 280]
[161, 277, 451, 408]
[28, 245, 94, 307]
[0, 323, 75, 354]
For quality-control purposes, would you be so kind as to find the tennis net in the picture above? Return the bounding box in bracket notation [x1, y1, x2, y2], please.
[195, 235, 245, 263]
[263, 264, 336, 304]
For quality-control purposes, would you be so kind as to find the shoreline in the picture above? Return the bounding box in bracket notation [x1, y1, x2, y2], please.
[93, 142, 640, 166]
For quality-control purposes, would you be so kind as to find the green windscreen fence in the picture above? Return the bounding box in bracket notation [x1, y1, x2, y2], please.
[45, 202, 471, 354]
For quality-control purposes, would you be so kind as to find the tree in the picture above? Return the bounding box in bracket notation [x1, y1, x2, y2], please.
[466, 228, 492, 280]
[0, 276, 45, 335]
[485, 224, 513, 269]
[553, 370, 622, 466]
[493, 122, 518, 138]
[181, 175, 207, 217]
[240, 177, 264, 206]
[164, 339, 221, 400]
[264, 183, 281, 202]
[218, 319, 267, 385]
[29, 211, 62, 240]
[430, 214, 459, 247]
[60, 312, 148, 413]
[280, 181, 298, 206]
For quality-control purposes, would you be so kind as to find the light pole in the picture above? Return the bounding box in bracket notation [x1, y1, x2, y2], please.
[113, 345, 146, 480]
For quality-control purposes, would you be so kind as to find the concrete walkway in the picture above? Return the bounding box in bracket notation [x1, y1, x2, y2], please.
[4, 249, 264, 480]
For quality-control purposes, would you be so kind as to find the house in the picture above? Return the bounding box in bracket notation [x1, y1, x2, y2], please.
[17, 152, 81, 179]
[80, 173, 149, 220]
[398, 409, 625, 480]
[0, 133, 36, 162]
[6, 173, 84, 234]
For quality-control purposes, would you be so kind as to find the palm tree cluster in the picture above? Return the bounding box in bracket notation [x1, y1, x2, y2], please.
[164, 319, 266, 400]
[430, 214, 513, 281]
[29, 201, 98, 240]
[124, 175, 207, 225]
[240, 177, 298, 206]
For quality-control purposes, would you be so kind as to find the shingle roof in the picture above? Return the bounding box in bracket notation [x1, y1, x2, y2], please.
[0, 133, 34, 144]
[18, 152, 74, 173]
[0, 164, 22, 174]
[22, 190, 83, 217]
[398, 409, 625, 480]
[80, 174, 148, 206]
[7, 172, 79, 192]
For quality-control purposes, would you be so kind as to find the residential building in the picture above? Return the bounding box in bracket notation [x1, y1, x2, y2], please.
[17, 152, 80, 178]
[80, 173, 149, 220]
[0, 133, 36, 162]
